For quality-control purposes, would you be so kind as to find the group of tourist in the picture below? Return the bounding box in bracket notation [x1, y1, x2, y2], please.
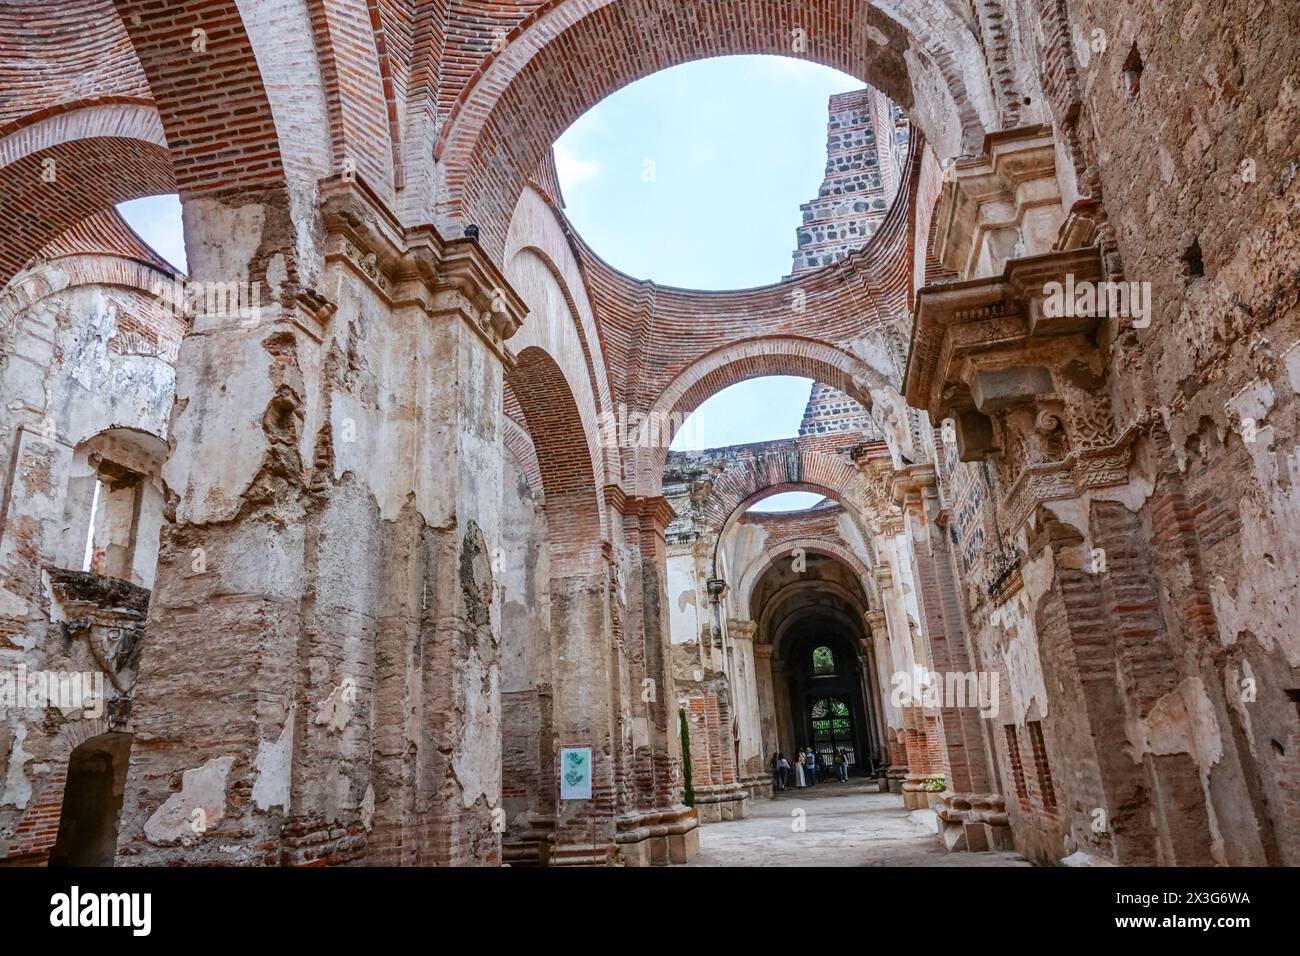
[769, 748, 851, 790]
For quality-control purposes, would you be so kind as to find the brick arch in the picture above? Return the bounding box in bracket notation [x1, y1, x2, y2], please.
[700, 446, 869, 538]
[634, 336, 899, 493]
[0, 2, 151, 129]
[433, 0, 991, 257]
[0, 103, 174, 285]
[507, 346, 606, 576]
[758, 576, 871, 658]
[1, 717, 122, 865]
[505, 185, 617, 479]
[739, 539, 873, 614]
[1, 1, 303, 286]
[305, 0, 399, 199]
[505, 246, 613, 499]
[110, 0, 289, 196]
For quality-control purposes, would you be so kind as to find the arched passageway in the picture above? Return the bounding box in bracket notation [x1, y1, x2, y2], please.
[49, 732, 132, 868]
[748, 546, 885, 779]
[785, 635, 872, 776]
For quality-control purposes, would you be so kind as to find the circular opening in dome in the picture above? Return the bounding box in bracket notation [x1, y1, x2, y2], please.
[552, 55, 909, 291]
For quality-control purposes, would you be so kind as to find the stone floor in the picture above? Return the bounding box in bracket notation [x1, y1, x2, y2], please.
[681, 778, 1032, 867]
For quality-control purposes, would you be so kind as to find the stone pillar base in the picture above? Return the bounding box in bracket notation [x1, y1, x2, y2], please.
[691, 783, 750, 823]
[935, 793, 1013, 852]
[614, 806, 699, 865]
[902, 787, 929, 810]
[550, 842, 619, 866]
[902, 775, 930, 809]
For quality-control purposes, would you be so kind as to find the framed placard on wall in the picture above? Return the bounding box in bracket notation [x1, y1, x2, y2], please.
[559, 747, 593, 800]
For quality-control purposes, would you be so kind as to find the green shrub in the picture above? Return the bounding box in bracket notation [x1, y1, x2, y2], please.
[679, 707, 694, 807]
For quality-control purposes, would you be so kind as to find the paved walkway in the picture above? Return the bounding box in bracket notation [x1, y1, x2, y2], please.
[681, 778, 1031, 866]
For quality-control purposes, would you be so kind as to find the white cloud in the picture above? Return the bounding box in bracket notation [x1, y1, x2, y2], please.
[554, 143, 603, 192]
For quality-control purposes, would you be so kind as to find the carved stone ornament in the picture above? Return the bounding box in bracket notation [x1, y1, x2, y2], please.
[904, 245, 1135, 534]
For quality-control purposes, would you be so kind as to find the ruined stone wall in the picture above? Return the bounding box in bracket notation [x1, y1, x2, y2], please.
[0, 251, 179, 864]
[789, 86, 909, 276]
[1061, 0, 1300, 865]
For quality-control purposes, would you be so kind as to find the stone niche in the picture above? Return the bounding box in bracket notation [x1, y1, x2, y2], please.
[905, 245, 1133, 535]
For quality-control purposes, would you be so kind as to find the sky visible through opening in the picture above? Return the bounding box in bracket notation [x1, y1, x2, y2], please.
[553, 55, 863, 290]
[117, 56, 857, 513]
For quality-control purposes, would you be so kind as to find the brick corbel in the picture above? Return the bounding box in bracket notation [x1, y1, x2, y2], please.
[905, 245, 1136, 534]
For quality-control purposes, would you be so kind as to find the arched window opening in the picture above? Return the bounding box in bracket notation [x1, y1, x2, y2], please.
[58, 429, 169, 589]
[810, 697, 854, 766]
[812, 645, 836, 676]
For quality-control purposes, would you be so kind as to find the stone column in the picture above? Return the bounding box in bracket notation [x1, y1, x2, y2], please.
[771, 655, 796, 761]
[727, 618, 767, 798]
[115, 177, 526, 866]
[613, 494, 698, 865]
[874, 562, 929, 807]
[892, 463, 1001, 848]
[548, 546, 621, 865]
[854, 638, 883, 772]
[868, 613, 899, 790]
[753, 642, 779, 781]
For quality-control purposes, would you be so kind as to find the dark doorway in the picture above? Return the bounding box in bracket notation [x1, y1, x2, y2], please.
[785, 633, 874, 774]
[49, 732, 131, 867]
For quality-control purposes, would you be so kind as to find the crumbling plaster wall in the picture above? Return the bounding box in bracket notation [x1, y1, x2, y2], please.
[0, 271, 177, 861]
[500, 451, 554, 852]
[112, 181, 509, 866]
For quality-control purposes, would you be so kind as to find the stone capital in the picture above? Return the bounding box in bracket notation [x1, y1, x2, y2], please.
[318, 174, 527, 362]
[620, 493, 681, 546]
[848, 440, 906, 535]
[727, 618, 757, 641]
[905, 245, 1135, 532]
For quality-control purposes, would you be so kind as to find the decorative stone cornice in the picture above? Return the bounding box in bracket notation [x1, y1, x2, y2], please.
[318, 174, 527, 362]
[848, 440, 905, 535]
[619, 494, 681, 551]
[933, 124, 1065, 280]
[905, 245, 1135, 533]
[888, 463, 937, 521]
